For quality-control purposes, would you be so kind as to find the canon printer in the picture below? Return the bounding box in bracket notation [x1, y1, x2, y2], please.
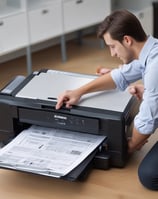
[0, 69, 139, 180]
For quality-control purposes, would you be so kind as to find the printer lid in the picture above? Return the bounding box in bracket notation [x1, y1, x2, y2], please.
[15, 70, 131, 112]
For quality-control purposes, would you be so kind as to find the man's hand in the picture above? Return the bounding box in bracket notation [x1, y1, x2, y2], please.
[128, 84, 144, 101]
[128, 137, 149, 154]
[96, 67, 111, 75]
[55, 90, 81, 110]
[96, 65, 123, 75]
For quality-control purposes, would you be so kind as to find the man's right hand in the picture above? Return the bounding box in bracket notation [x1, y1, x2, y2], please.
[55, 89, 81, 110]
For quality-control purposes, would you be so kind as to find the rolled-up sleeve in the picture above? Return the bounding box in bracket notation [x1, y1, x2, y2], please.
[111, 60, 143, 91]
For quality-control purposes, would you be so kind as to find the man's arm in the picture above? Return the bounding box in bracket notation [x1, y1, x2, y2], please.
[56, 72, 116, 109]
[127, 84, 150, 153]
[128, 126, 150, 154]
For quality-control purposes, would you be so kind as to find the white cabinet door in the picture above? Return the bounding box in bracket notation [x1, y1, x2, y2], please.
[28, 3, 63, 44]
[0, 13, 28, 55]
[63, 0, 111, 33]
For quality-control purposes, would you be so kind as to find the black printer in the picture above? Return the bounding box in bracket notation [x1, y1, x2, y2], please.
[0, 70, 139, 180]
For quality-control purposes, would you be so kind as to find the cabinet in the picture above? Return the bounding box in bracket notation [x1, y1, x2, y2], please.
[0, 0, 26, 17]
[0, 0, 155, 74]
[27, 0, 63, 44]
[62, 0, 111, 33]
[0, 0, 27, 55]
[0, 14, 28, 54]
[61, 0, 111, 63]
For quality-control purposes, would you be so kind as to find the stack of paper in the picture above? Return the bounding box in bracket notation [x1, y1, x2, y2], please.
[0, 125, 106, 179]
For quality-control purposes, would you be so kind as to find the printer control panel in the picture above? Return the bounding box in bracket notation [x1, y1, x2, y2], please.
[19, 108, 99, 134]
[52, 113, 98, 133]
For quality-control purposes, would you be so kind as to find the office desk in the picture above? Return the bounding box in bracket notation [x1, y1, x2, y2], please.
[0, 132, 158, 199]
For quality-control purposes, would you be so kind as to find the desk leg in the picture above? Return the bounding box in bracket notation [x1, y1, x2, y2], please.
[60, 35, 67, 62]
[26, 45, 32, 75]
[77, 30, 83, 45]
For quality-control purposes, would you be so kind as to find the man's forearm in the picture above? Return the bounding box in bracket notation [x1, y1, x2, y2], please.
[76, 72, 116, 96]
[128, 126, 151, 153]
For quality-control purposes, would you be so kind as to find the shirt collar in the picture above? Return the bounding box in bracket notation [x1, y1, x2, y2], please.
[139, 35, 157, 65]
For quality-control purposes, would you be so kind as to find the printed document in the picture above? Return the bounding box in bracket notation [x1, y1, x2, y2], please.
[0, 125, 106, 178]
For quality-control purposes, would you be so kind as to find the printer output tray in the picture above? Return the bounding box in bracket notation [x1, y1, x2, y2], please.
[0, 148, 97, 181]
[63, 149, 98, 181]
[0, 125, 106, 181]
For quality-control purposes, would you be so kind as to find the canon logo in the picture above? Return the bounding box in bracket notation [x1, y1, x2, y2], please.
[54, 115, 67, 120]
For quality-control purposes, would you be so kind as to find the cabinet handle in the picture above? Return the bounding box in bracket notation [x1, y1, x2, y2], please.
[0, 21, 4, 26]
[138, 12, 144, 19]
[42, 9, 49, 14]
[76, 0, 83, 4]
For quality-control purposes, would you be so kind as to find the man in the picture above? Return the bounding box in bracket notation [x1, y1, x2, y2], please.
[56, 10, 158, 190]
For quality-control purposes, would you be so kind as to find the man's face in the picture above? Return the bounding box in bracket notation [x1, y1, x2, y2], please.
[103, 32, 134, 64]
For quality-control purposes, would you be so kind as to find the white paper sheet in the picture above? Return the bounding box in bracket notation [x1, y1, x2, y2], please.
[0, 125, 106, 178]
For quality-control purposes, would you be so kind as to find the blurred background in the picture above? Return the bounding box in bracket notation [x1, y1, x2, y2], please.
[0, 0, 158, 87]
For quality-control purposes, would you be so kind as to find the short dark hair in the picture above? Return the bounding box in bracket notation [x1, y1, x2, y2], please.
[97, 9, 147, 43]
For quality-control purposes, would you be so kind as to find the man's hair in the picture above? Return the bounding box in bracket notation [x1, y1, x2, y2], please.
[97, 9, 147, 42]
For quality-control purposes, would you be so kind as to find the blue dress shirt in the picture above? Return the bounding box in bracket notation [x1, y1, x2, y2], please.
[111, 36, 158, 134]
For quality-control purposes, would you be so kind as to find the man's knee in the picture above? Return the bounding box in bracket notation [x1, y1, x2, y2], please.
[138, 164, 158, 190]
[138, 142, 158, 190]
